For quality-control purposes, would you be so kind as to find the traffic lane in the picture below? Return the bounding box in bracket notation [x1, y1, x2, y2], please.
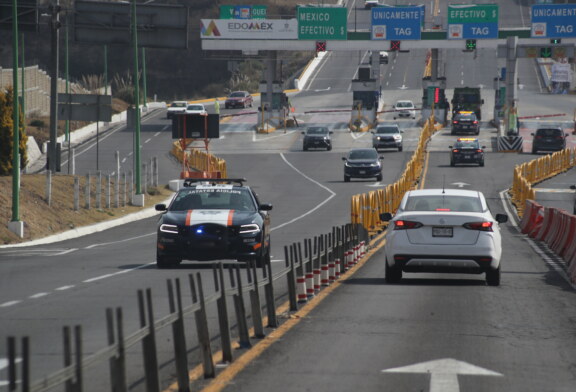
[218, 160, 576, 392]
[66, 109, 170, 178]
[519, 123, 576, 153]
[221, 232, 576, 392]
[442, 48, 498, 90]
[381, 50, 427, 90]
[303, 51, 366, 93]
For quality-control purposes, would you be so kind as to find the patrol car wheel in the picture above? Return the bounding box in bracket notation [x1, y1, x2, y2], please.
[479, 160, 484, 167]
[344, 175, 351, 182]
[255, 246, 271, 268]
[156, 254, 181, 269]
[376, 173, 383, 181]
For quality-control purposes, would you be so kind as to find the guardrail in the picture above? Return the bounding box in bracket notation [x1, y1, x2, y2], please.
[519, 199, 576, 284]
[350, 116, 441, 233]
[5, 223, 369, 392]
[509, 148, 576, 217]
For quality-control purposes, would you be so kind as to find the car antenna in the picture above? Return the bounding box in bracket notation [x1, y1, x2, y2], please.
[442, 175, 446, 194]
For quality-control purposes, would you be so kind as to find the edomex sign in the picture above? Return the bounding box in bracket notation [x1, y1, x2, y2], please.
[531, 4, 576, 38]
[447, 4, 498, 39]
[297, 7, 347, 40]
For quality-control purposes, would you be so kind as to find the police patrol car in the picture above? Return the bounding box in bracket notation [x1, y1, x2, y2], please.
[155, 178, 272, 268]
[449, 138, 485, 167]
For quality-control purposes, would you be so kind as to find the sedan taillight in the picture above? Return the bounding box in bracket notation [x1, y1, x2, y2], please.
[393, 220, 423, 230]
[463, 221, 493, 232]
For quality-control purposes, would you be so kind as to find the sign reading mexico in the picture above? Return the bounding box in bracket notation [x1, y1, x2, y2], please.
[297, 7, 347, 40]
[371, 6, 423, 40]
[201, 19, 297, 39]
[447, 4, 498, 39]
[531, 4, 576, 38]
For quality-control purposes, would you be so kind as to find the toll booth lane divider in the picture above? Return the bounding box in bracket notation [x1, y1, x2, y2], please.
[520, 199, 576, 284]
[350, 116, 442, 235]
[510, 148, 576, 217]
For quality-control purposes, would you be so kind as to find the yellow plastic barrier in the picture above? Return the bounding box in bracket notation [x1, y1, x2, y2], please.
[510, 147, 576, 218]
[350, 116, 441, 233]
[171, 141, 228, 178]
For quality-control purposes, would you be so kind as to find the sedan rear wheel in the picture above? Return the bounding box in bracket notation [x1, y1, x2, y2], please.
[486, 266, 501, 286]
[385, 261, 402, 283]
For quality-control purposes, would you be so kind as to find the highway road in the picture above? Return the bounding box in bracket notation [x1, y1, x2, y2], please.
[1, 0, 576, 391]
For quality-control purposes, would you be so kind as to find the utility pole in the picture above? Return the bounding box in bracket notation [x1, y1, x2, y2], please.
[9, 0, 23, 238]
[131, 0, 144, 206]
[48, 0, 61, 173]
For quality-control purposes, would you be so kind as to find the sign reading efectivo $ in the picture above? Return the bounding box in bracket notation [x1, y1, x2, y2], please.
[447, 4, 499, 39]
[297, 7, 347, 40]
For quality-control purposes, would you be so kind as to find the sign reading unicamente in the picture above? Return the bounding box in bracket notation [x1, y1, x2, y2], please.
[447, 4, 498, 39]
[201, 19, 297, 39]
[531, 4, 576, 38]
[297, 7, 347, 40]
[371, 6, 423, 40]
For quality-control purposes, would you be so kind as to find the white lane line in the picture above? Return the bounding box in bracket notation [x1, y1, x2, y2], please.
[0, 300, 22, 308]
[29, 292, 49, 299]
[55, 285, 75, 291]
[145, 138, 151, 144]
[84, 232, 155, 249]
[252, 130, 297, 143]
[48, 248, 78, 256]
[122, 157, 127, 163]
[83, 263, 155, 283]
[271, 154, 336, 231]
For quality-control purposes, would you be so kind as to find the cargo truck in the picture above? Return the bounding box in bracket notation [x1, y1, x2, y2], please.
[451, 87, 484, 120]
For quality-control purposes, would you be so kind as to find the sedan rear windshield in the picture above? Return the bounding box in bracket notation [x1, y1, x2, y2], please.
[536, 128, 562, 137]
[229, 92, 247, 98]
[307, 127, 329, 135]
[404, 195, 483, 212]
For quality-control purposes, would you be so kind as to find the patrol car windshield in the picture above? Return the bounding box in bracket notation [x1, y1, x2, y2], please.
[171, 102, 186, 107]
[169, 187, 256, 212]
[187, 105, 204, 111]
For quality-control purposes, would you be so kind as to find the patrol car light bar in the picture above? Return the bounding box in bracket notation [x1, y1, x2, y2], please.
[183, 178, 247, 187]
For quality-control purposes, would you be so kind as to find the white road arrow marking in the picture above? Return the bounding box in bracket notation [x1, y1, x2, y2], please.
[451, 182, 470, 188]
[382, 358, 502, 392]
[367, 182, 385, 187]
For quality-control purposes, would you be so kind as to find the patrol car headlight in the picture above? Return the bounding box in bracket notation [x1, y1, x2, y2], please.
[370, 162, 380, 167]
[393, 135, 401, 140]
[240, 224, 260, 234]
[160, 224, 179, 234]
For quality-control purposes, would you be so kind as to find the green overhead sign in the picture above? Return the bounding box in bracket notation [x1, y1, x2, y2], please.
[297, 7, 347, 40]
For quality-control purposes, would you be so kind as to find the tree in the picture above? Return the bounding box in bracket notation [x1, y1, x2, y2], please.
[0, 87, 28, 175]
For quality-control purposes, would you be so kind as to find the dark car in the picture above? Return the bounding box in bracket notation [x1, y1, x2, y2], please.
[302, 126, 333, 151]
[451, 111, 480, 135]
[155, 178, 272, 268]
[372, 124, 403, 151]
[342, 148, 383, 182]
[224, 91, 253, 109]
[449, 138, 485, 167]
[531, 127, 568, 154]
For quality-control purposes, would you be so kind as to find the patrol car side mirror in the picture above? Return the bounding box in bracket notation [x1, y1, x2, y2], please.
[570, 185, 575, 190]
[482, 146, 486, 149]
[329, 131, 334, 134]
[342, 157, 347, 161]
[301, 131, 305, 135]
[449, 145, 453, 149]
[259, 203, 273, 211]
[380, 212, 393, 221]
[379, 156, 384, 160]
[155, 204, 167, 211]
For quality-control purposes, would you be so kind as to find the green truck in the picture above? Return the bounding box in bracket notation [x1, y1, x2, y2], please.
[451, 87, 484, 120]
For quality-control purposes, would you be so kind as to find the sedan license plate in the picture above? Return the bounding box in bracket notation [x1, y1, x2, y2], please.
[359, 170, 366, 174]
[432, 227, 453, 237]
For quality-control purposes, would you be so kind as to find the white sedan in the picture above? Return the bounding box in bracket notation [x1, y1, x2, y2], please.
[380, 189, 508, 286]
[393, 100, 416, 119]
[185, 103, 207, 115]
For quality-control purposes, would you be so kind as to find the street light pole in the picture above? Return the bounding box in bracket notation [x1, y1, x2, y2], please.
[48, 0, 60, 173]
[131, 0, 143, 205]
[11, 0, 20, 224]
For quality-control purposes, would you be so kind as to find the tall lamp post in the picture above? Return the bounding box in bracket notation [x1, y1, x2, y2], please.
[9, 0, 24, 238]
[131, 0, 144, 206]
